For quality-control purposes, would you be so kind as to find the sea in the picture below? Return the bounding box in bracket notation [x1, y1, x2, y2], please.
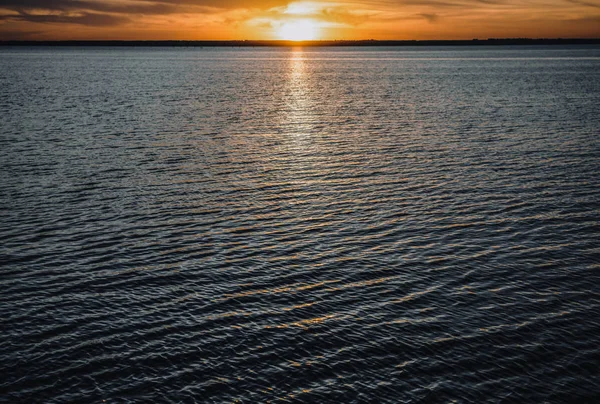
[1, 45, 599, 402]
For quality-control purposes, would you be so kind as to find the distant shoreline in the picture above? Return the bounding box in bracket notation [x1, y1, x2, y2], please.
[1, 38, 600, 47]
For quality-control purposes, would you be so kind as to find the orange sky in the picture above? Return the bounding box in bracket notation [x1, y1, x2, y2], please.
[1, 0, 599, 40]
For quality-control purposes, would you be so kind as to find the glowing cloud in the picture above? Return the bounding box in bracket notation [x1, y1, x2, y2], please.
[277, 19, 320, 40]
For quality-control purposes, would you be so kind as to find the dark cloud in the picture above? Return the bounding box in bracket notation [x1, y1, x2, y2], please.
[0, 29, 45, 39]
[0, 11, 130, 26]
[419, 12, 438, 22]
[569, 15, 600, 21]
[0, 0, 289, 23]
[473, 0, 506, 4]
[149, 0, 286, 9]
[0, 0, 288, 28]
[566, 0, 600, 8]
[368, 0, 509, 8]
[0, 0, 177, 14]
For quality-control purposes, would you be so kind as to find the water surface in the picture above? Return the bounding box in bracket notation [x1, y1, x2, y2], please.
[1, 46, 600, 402]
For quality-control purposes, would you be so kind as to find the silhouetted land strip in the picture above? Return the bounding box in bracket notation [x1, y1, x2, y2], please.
[2, 38, 600, 47]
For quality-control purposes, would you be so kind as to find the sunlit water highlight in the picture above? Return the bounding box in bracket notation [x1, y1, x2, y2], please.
[1, 46, 600, 402]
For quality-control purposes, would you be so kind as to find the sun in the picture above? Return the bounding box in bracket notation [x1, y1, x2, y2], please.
[278, 20, 319, 41]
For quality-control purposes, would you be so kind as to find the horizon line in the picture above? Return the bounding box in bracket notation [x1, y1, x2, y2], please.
[2, 38, 600, 47]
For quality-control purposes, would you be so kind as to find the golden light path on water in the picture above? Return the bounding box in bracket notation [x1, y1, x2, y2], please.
[287, 48, 315, 134]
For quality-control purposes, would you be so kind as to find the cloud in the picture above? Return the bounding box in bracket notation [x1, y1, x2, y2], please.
[419, 12, 438, 22]
[0, 11, 130, 26]
[0, 0, 287, 29]
[0, 29, 45, 39]
[320, 7, 372, 25]
[0, 0, 168, 28]
[0, 0, 287, 17]
[158, 0, 287, 9]
[0, 0, 176, 14]
[565, 0, 600, 8]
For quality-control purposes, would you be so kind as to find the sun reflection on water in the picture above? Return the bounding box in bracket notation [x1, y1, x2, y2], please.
[280, 48, 318, 136]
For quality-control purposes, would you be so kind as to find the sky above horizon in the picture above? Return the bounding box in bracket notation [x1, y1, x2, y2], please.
[1, 0, 599, 41]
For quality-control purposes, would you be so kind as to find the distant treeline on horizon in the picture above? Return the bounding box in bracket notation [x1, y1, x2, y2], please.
[1, 38, 600, 47]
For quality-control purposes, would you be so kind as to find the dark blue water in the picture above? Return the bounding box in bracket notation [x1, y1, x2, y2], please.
[1, 46, 600, 402]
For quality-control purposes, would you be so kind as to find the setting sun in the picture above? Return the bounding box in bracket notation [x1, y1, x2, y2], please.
[277, 20, 320, 41]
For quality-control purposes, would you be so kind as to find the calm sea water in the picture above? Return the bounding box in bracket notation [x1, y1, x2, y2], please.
[1, 46, 600, 402]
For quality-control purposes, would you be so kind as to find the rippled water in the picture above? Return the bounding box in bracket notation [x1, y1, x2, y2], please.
[1, 46, 600, 402]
